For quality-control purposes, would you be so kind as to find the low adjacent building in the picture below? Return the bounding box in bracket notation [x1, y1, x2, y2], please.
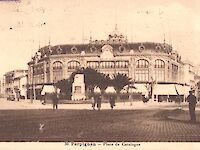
[0, 77, 5, 98]
[4, 70, 28, 100]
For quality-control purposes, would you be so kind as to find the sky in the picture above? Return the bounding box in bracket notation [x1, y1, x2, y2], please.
[0, 0, 200, 77]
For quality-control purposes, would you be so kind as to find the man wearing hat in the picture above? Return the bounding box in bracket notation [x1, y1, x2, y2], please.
[52, 87, 59, 110]
[187, 90, 197, 122]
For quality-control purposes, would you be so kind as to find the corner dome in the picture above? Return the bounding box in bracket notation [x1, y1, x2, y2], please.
[109, 30, 124, 38]
[107, 24, 127, 43]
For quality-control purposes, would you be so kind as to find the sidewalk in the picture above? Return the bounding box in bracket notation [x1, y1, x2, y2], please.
[0, 98, 193, 110]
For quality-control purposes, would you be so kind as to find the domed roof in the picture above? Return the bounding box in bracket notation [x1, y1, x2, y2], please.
[108, 24, 125, 38]
[109, 30, 124, 37]
[107, 24, 127, 43]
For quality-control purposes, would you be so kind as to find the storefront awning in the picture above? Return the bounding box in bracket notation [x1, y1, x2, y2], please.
[105, 86, 116, 93]
[132, 84, 148, 95]
[35, 85, 43, 89]
[41, 85, 55, 95]
[153, 84, 190, 95]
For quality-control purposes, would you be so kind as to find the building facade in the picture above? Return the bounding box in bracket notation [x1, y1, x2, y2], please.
[4, 70, 28, 99]
[183, 60, 196, 87]
[0, 77, 5, 97]
[28, 27, 192, 102]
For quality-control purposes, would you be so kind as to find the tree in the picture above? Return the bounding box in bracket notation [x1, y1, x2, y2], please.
[54, 79, 72, 100]
[54, 68, 83, 100]
[82, 68, 99, 96]
[111, 73, 132, 101]
[96, 73, 111, 100]
[112, 73, 131, 93]
[55, 68, 113, 100]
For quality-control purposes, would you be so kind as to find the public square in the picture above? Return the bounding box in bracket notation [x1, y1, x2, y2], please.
[0, 98, 200, 142]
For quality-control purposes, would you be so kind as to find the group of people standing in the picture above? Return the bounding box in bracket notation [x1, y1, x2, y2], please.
[91, 91, 198, 123]
[49, 87, 198, 123]
[91, 95, 116, 110]
[91, 95, 102, 110]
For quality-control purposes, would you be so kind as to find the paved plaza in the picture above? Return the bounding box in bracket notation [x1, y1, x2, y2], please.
[0, 98, 194, 110]
[0, 98, 200, 142]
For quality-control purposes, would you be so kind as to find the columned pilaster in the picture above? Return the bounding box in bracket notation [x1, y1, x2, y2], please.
[49, 61, 53, 83]
[149, 57, 156, 102]
[80, 56, 86, 68]
[168, 61, 172, 83]
[63, 59, 71, 79]
[43, 61, 47, 83]
[149, 57, 154, 82]
[165, 61, 169, 82]
[129, 57, 135, 80]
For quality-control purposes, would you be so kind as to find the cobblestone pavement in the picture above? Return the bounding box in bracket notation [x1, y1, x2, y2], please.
[1, 98, 200, 142]
[126, 110, 200, 142]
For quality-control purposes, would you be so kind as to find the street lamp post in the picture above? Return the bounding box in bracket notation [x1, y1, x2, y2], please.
[31, 65, 36, 103]
[33, 76, 36, 101]
[30, 66, 33, 103]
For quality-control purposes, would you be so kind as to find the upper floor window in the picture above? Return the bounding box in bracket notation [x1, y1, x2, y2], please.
[136, 59, 149, 68]
[135, 59, 149, 81]
[100, 61, 115, 69]
[67, 61, 80, 69]
[172, 64, 178, 73]
[53, 61, 63, 83]
[115, 61, 129, 68]
[154, 60, 165, 81]
[53, 61, 63, 70]
[33, 64, 44, 75]
[155, 59, 165, 68]
[87, 61, 99, 69]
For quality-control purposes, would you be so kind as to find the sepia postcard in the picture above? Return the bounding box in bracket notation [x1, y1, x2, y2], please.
[0, 0, 200, 149]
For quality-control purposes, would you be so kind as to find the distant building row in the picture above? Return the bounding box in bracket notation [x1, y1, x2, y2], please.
[1, 26, 200, 102]
[0, 70, 27, 100]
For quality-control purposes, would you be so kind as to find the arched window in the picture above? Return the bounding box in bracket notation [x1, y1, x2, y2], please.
[154, 59, 165, 81]
[53, 61, 62, 70]
[53, 61, 63, 83]
[155, 59, 165, 68]
[136, 59, 149, 68]
[135, 59, 149, 81]
[67, 61, 80, 70]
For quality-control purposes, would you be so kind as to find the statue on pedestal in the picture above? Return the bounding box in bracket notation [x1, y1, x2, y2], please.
[72, 74, 86, 101]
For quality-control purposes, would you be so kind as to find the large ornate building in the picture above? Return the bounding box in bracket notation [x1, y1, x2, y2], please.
[28, 26, 192, 101]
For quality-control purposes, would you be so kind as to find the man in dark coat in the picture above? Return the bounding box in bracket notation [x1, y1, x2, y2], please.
[187, 90, 197, 122]
[52, 91, 59, 110]
[97, 95, 102, 111]
[91, 96, 96, 110]
[109, 96, 115, 110]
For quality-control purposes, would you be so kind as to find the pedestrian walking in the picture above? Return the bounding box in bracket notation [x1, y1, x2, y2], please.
[52, 91, 59, 110]
[187, 90, 197, 122]
[97, 95, 102, 111]
[91, 96, 96, 110]
[16, 90, 20, 101]
[129, 94, 133, 106]
[109, 96, 115, 109]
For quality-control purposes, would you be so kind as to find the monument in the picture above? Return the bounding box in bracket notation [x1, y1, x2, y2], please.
[72, 74, 86, 101]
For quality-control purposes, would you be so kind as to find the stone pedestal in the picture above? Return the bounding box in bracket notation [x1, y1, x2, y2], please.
[71, 74, 86, 101]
